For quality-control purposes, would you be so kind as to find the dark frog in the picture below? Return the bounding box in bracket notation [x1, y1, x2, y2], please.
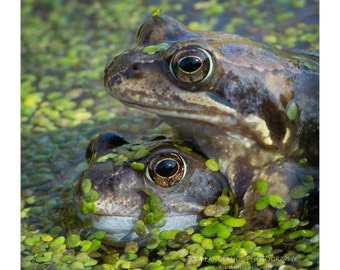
[75, 131, 228, 244]
[104, 14, 319, 229]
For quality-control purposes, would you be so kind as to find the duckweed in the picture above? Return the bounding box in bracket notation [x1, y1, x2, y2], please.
[268, 194, 287, 209]
[205, 159, 219, 172]
[255, 195, 270, 210]
[253, 179, 269, 196]
[142, 42, 170, 55]
[131, 161, 145, 171]
[287, 101, 299, 120]
[290, 185, 309, 199]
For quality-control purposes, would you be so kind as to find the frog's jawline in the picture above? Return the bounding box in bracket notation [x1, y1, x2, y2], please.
[121, 95, 236, 125]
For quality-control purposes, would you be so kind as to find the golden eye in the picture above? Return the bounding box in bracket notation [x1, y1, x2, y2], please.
[146, 152, 186, 187]
[169, 47, 214, 84]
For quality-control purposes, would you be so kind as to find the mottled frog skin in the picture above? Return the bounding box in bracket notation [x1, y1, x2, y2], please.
[104, 15, 319, 229]
[75, 131, 228, 244]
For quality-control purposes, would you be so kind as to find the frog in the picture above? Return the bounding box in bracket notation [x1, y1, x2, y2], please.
[75, 131, 228, 245]
[104, 14, 319, 229]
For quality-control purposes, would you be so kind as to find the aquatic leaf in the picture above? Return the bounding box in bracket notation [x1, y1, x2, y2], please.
[268, 194, 286, 209]
[131, 161, 145, 171]
[80, 178, 91, 194]
[279, 218, 300, 230]
[80, 240, 92, 251]
[191, 233, 204, 244]
[130, 256, 149, 268]
[83, 190, 98, 202]
[213, 237, 226, 249]
[201, 238, 214, 250]
[290, 185, 309, 199]
[80, 200, 96, 214]
[26, 196, 36, 205]
[203, 204, 228, 217]
[221, 215, 246, 227]
[288, 229, 315, 239]
[276, 209, 288, 221]
[237, 247, 248, 258]
[205, 159, 219, 172]
[303, 175, 315, 190]
[50, 236, 65, 248]
[216, 223, 233, 239]
[97, 153, 118, 163]
[287, 101, 298, 120]
[87, 230, 106, 240]
[175, 231, 190, 244]
[132, 147, 150, 160]
[253, 179, 268, 195]
[66, 234, 80, 248]
[142, 42, 169, 55]
[254, 195, 269, 211]
[134, 220, 147, 237]
[216, 194, 230, 207]
[151, 8, 162, 17]
[201, 222, 219, 237]
[160, 230, 178, 240]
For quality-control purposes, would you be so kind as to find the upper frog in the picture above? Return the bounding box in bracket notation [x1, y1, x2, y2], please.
[104, 14, 319, 229]
[75, 131, 228, 245]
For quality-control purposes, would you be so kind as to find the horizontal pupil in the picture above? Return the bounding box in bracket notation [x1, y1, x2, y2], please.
[178, 57, 202, 72]
[156, 159, 178, 177]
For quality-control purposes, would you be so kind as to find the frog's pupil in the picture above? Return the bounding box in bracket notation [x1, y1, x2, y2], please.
[179, 57, 202, 73]
[156, 159, 178, 177]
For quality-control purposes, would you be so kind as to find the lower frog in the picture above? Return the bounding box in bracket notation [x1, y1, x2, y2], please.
[104, 14, 319, 229]
[75, 131, 228, 245]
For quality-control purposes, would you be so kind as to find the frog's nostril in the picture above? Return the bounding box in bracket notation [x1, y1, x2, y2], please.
[131, 63, 140, 71]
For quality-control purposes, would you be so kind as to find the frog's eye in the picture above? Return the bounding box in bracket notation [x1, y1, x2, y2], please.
[169, 47, 214, 84]
[146, 152, 186, 187]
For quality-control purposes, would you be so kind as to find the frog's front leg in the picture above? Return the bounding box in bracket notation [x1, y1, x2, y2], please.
[232, 161, 318, 230]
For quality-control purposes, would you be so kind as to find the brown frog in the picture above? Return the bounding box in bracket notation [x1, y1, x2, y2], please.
[75, 131, 228, 244]
[104, 14, 319, 229]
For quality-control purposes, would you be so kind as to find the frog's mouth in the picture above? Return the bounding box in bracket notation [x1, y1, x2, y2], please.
[120, 91, 238, 126]
[121, 90, 275, 148]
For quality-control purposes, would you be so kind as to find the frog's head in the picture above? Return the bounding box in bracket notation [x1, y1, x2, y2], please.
[75, 131, 228, 245]
[104, 15, 238, 125]
[105, 14, 318, 155]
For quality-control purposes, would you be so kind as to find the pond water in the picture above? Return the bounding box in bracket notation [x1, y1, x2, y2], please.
[21, 0, 319, 269]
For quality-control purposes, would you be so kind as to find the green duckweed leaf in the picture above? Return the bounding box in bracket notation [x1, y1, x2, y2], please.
[142, 42, 169, 55]
[255, 195, 269, 211]
[151, 8, 162, 17]
[66, 234, 81, 248]
[303, 175, 315, 190]
[134, 220, 147, 237]
[205, 159, 219, 172]
[279, 218, 300, 230]
[83, 190, 99, 202]
[80, 200, 96, 215]
[253, 179, 268, 195]
[221, 215, 246, 227]
[290, 185, 309, 199]
[97, 153, 118, 163]
[287, 101, 298, 120]
[131, 161, 145, 171]
[268, 194, 286, 209]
